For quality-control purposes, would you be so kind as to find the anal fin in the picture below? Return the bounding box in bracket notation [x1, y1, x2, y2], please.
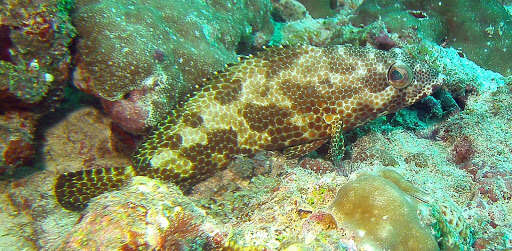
[55, 166, 136, 211]
[282, 139, 328, 159]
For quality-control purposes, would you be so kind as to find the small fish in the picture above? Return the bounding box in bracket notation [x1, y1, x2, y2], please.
[55, 44, 443, 211]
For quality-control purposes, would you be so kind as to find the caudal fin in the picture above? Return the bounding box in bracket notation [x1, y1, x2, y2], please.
[55, 166, 136, 211]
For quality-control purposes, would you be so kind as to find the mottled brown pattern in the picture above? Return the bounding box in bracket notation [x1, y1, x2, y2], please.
[324, 47, 357, 75]
[241, 103, 292, 132]
[55, 166, 133, 211]
[213, 78, 243, 105]
[259, 46, 303, 79]
[182, 111, 203, 128]
[329, 85, 362, 102]
[265, 120, 310, 151]
[181, 128, 239, 176]
[279, 80, 325, 114]
[162, 133, 183, 150]
[363, 70, 388, 93]
[346, 45, 368, 58]
[54, 44, 442, 211]
[318, 77, 333, 87]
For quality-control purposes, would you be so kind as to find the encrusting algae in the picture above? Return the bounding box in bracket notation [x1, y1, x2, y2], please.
[55, 44, 443, 211]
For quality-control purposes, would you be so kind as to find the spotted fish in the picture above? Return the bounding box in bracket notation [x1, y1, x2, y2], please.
[55, 45, 443, 211]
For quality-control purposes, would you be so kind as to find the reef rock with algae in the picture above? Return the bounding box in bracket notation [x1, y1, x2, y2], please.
[0, 0, 76, 172]
[72, 0, 274, 133]
[1, 0, 512, 250]
[57, 176, 213, 250]
[351, 0, 512, 76]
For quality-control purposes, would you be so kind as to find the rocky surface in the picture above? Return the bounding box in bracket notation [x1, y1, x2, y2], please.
[72, 0, 275, 133]
[351, 0, 512, 76]
[43, 106, 133, 175]
[0, 0, 75, 172]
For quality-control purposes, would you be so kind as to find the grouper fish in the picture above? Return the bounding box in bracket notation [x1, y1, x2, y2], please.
[55, 44, 443, 211]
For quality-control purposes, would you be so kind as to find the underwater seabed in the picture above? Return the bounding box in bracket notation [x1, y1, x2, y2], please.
[1, 0, 512, 250]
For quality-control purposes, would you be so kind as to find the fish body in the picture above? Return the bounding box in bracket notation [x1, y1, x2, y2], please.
[55, 45, 442, 211]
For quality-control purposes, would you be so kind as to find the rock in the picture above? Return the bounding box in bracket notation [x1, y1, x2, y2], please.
[272, 0, 310, 21]
[72, 0, 274, 130]
[0, 111, 36, 173]
[43, 106, 132, 175]
[57, 176, 211, 250]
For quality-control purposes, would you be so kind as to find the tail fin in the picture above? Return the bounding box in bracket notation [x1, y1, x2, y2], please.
[55, 166, 136, 211]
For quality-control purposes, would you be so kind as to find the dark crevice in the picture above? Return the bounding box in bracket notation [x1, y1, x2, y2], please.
[271, 10, 286, 23]
[235, 35, 257, 56]
[0, 25, 13, 62]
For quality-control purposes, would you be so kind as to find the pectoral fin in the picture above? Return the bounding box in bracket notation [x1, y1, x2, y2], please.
[329, 121, 345, 167]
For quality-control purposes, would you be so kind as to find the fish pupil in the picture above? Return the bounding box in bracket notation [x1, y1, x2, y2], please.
[390, 69, 403, 81]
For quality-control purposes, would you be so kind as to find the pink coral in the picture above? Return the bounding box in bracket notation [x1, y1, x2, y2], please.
[452, 136, 476, 165]
[371, 31, 396, 50]
[299, 157, 335, 174]
[102, 89, 150, 134]
[157, 211, 203, 250]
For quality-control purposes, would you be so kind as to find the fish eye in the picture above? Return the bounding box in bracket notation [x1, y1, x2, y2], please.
[387, 63, 412, 89]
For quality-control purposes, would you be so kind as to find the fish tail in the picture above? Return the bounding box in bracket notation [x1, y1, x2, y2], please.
[54, 166, 136, 211]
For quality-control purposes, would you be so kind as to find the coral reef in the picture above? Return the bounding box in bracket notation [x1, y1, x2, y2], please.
[0, 0, 75, 172]
[351, 0, 512, 76]
[0, 111, 36, 173]
[0, 0, 75, 104]
[1, 170, 79, 249]
[331, 173, 439, 250]
[0, 180, 38, 250]
[431, 201, 474, 250]
[1, 0, 512, 250]
[72, 0, 274, 132]
[404, 40, 507, 95]
[57, 176, 211, 250]
[272, 0, 363, 22]
[339, 82, 512, 249]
